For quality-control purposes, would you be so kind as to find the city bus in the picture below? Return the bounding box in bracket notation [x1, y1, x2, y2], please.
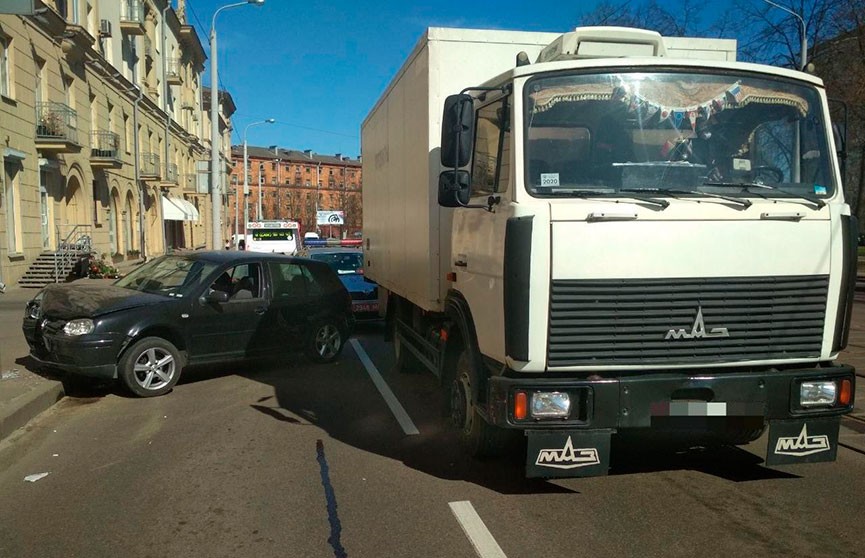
[243, 221, 300, 255]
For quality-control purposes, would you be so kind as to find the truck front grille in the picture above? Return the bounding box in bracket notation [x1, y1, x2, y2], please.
[548, 275, 829, 367]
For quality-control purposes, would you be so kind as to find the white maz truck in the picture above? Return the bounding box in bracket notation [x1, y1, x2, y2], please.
[361, 27, 857, 477]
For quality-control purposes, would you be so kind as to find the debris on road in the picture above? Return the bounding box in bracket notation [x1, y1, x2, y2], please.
[1, 369, 20, 380]
[24, 473, 50, 483]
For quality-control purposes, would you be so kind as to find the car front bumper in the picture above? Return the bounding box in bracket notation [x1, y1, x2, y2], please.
[23, 319, 120, 379]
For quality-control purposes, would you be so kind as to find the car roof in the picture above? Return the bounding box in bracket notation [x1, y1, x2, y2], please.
[165, 250, 318, 266]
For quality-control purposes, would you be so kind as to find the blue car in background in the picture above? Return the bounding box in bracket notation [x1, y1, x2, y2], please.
[306, 247, 380, 320]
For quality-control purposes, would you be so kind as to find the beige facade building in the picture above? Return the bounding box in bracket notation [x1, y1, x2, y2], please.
[0, 0, 235, 287]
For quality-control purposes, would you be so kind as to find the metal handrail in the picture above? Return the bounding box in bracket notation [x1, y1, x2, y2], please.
[120, 0, 144, 24]
[90, 130, 119, 158]
[165, 163, 178, 183]
[54, 225, 93, 283]
[36, 102, 78, 144]
[141, 152, 161, 177]
[166, 57, 182, 79]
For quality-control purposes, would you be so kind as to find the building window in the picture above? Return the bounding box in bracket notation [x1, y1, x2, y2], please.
[124, 113, 131, 153]
[0, 35, 10, 98]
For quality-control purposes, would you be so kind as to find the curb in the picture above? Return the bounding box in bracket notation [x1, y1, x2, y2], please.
[0, 381, 64, 443]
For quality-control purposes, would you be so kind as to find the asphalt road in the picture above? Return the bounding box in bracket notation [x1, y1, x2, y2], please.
[1, 322, 864, 558]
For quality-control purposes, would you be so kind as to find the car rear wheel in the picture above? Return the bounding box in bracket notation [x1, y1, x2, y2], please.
[307, 321, 344, 363]
[119, 337, 182, 398]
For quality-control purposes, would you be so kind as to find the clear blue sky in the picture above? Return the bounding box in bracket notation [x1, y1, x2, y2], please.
[188, 0, 609, 158]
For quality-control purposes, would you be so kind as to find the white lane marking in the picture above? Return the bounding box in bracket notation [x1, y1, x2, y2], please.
[349, 338, 419, 435]
[448, 501, 508, 558]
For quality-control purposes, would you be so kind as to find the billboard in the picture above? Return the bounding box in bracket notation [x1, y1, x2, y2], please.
[316, 210, 344, 225]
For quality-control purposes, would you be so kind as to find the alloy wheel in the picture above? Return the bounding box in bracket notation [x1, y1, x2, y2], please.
[132, 347, 176, 391]
[315, 324, 341, 360]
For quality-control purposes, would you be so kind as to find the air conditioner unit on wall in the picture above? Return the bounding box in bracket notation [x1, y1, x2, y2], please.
[99, 19, 112, 37]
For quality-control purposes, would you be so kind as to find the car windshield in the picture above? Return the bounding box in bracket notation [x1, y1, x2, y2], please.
[308, 251, 363, 275]
[114, 255, 219, 296]
[524, 71, 835, 201]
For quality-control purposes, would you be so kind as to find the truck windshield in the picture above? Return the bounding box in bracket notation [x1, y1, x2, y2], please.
[524, 71, 835, 201]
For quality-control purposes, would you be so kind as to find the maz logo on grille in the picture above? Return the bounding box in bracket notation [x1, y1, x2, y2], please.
[665, 306, 730, 340]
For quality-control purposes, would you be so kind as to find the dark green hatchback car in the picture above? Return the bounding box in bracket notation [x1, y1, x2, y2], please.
[22, 251, 354, 397]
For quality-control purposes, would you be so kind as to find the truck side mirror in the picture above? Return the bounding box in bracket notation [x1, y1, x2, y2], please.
[440, 94, 474, 168]
[438, 170, 471, 207]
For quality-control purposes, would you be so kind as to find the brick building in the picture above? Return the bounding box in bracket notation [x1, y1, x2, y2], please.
[228, 146, 362, 238]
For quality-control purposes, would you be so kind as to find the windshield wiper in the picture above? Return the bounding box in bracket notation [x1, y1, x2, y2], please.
[538, 188, 669, 209]
[702, 181, 825, 209]
[621, 188, 752, 209]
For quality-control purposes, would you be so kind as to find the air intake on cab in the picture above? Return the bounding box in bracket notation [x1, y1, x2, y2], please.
[536, 26, 667, 63]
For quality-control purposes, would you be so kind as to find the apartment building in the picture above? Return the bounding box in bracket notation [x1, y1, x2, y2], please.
[228, 146, 362, 238]
[0, 0, 234, 286]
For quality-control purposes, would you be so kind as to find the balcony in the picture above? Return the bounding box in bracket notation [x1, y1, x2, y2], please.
[35, 102, 81, 153]
[161, 163, 179, 187]
[140, 153, 161, 180]
[90, 131, 122, 168]
[166, 58, 182, 86]
[120, 1, 145, 35]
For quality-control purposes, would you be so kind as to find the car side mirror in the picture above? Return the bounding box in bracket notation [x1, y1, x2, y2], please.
[204, 290, 230, 304]
[438, 170, 471, 207]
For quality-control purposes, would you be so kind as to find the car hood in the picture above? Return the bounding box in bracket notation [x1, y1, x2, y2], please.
[338, 273, 376, 295]
[38, 282, 172, 320]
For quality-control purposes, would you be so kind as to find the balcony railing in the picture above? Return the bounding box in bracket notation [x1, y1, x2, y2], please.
[120, 1, 145, 34]
[35, 102, 79, 148]
[90, 131, 121, 167]
[166, 57, 182, 85]
[164, 163, 179, 184]
[140, 153, 161, 179]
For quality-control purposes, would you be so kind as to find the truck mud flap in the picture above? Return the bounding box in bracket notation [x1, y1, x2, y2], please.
[765, 417, 840, 466]
[525, 430, 612, 478]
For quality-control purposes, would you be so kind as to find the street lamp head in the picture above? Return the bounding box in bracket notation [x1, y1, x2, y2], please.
[247, 0, 265, 4]
[265, 118, 275, 124]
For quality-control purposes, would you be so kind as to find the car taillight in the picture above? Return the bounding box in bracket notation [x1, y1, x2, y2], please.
[357, 268, 364, 275]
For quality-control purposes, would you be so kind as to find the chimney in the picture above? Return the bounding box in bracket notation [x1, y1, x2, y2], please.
[335, 153, 341, 159]
[304, 149, 312, 158]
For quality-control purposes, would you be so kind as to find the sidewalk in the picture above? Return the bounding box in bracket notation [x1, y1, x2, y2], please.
[2, 275, 865, 451]
[0, 258, 144, 441]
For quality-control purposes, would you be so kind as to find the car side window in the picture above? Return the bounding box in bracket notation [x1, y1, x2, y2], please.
[208, 263, 262, 301]
[269, 262, 313, 298]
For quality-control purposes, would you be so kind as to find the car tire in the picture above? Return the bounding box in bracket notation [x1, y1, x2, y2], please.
[119, 337, 182, 398]
[307, 321, 345, 363]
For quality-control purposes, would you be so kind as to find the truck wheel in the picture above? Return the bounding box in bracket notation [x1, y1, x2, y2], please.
[723, 427, 766, 446]
[450, 348, 510, 458]
[119, 337, 182, 398]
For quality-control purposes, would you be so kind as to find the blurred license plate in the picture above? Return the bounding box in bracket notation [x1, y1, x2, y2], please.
[353, 302, 378, 313]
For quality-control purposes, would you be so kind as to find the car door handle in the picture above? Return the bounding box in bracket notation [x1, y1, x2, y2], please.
[254, 306, 268, 315]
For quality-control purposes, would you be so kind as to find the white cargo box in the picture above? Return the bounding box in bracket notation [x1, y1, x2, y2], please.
[361, 28, 559, 312]
[361, 27, 738, 313]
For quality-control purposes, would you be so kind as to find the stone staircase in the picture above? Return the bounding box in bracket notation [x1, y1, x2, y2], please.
[18, 251, 88, 288]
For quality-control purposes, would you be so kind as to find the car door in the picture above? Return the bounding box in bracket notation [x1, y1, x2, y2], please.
[264, 261, 318, 354]
[187, 262, 269, 362]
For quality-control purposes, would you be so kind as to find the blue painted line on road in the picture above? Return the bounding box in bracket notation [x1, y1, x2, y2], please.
[316, 439, 347, 558]
[350, 338, 420, 435]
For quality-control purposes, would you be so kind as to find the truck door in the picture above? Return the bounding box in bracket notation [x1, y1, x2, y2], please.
[451, 94, 513, 362]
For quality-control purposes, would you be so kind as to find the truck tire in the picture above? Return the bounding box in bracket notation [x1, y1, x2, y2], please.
[450, 347, 511, 458]
[722, 427, 766, 446]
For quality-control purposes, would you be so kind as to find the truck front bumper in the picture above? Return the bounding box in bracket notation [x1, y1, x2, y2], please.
[486, 364, 855, 430]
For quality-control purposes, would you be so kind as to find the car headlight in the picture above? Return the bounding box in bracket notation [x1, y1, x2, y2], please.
[26, 302, 41, 320]
[63, 319, 94, 336]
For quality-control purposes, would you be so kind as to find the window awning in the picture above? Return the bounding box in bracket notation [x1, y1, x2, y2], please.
[161, 196, 200, 222]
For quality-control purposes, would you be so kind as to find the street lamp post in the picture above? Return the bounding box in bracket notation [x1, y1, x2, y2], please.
[242, 118, 275, 247]
[210, 0, 264, 250]
[762, 0, 807, 70]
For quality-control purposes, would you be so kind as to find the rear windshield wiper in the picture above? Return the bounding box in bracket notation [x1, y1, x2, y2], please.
[702, 181, 826, 209]
[537, 188, 669, 209]
[621, 188, 751, 209]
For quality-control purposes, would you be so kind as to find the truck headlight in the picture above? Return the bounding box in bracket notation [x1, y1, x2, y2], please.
[63, 319, 94, 336]
[531, 392, 571, 418]
[800, 381, 837, 407]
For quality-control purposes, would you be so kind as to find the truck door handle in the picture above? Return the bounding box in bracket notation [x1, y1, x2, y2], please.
[254, 306, 268, 315]
[454, 260, 467, 267]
